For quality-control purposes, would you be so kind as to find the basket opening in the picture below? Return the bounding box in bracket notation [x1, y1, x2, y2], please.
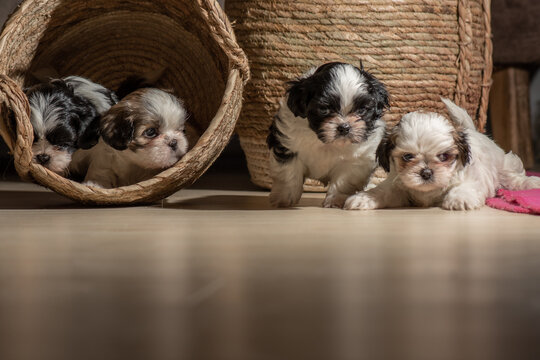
[21, 3, 229, 139]
[1, 0, 233, 191]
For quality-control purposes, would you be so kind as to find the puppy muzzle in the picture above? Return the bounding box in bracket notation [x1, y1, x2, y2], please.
[420, 168, 433, 181]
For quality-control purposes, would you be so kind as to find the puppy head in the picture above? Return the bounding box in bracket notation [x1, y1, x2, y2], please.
[376, 111, 471, 192]
[26, 79, 101, 175]
[100, 88, 189, 170]
[286, 62, 389, 144]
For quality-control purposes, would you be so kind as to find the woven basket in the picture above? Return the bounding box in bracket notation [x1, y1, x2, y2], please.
[0, 0, 249, 205]
[226, 0, 493, 190]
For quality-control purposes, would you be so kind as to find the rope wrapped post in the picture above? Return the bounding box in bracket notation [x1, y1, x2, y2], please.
[226, 0, 493, 190]
[0, 0, 249, 205]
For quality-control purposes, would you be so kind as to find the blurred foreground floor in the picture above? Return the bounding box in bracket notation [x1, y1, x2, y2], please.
[0, 178, 540, 360]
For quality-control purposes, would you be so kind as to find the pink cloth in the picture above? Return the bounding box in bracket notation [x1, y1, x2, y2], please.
[485, 171, 540, 215]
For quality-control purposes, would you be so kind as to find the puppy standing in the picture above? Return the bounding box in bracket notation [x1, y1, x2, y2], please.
[268, 62, 390, 208]
[345, 98, 540, 210]
[26, 76, 117, 175]
[71, 83, 189, 188]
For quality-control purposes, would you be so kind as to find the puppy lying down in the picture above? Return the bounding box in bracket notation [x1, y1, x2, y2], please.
[70, 88, 190, 188]
[26, 76, 117, 175]
[345, 99, 540, 210]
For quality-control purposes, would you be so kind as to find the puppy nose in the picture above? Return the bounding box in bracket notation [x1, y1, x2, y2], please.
[337, 123, 351, 136]
[36, 154, 50, 165]
[420, 168, 433, 180]
[168, 139, 178, 151]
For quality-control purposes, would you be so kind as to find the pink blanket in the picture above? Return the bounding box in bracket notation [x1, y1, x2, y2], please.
[486, 171, 540, 215]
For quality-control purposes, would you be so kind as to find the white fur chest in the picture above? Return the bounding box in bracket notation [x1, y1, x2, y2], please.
[276, 105, 381, 181]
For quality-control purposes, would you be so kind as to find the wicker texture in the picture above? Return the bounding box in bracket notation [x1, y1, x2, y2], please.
[226, 0, 493, 190]
[0, 0, 249, 205]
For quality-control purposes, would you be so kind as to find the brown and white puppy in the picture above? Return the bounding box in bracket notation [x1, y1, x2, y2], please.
[70, 88, 189, 188]
[344, 98, 540, 210]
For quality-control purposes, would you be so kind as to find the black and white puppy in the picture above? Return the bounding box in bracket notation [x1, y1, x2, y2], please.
[267, 62, 390, 208]
[71, 81, 189, 188]
[344, 98, 540, 210]
[26, 76, 117, 175]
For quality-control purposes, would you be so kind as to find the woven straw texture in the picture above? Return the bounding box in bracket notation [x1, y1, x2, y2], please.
[0, 0, 249, 205]
[226, 0, 493, 190]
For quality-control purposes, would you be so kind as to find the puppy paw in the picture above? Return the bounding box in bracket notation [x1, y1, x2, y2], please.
[343, 192, 378, 210]
[322, 193, 348, 209]
[82, 180, 105, 189]
[269, 189, 302, 208]
[442, 188, 485, 210]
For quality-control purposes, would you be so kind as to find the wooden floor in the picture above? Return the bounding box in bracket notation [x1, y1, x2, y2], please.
[1, 176, 540, 360]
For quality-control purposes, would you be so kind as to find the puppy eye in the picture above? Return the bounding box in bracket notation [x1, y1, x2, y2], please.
[402, 153, 415, 162]
[437, 153, 450, 162]
[144, 128, 158, 138]
[319, 107, 331, 116]
[57, 143, 71, 149]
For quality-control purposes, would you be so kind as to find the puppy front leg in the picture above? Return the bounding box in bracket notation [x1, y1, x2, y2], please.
[344, 177, 408, 210]
[442, 182, 486, 210]
[323, 167, 373, 208]
[83, 161, 116, 189]
[323, 180, 356, 209]
[269, 157, 304, 208]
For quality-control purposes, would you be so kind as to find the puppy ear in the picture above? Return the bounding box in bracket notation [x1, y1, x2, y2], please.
[442, 98, 472, 166]
[368, 76, 390, 119]
[441, 98, 476, 130]
[376, 127, 397, 172]
[100, 107, 134, 150]
[453, 130, 471, 166]
[286, 78, 311, 118]
[77, 114, 101, 149]
[68, 95, 101, 149]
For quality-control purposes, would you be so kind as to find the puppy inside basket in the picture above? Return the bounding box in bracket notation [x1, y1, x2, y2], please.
[25, 67, 199, 188]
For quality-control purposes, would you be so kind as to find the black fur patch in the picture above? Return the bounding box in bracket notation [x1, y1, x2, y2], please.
[25, 79, 102, 150]
[46, 125, 76, 148]
[267, 115, 296, 163]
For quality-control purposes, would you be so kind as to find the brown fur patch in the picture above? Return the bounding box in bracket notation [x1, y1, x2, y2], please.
[376, 125, 399, 172]
[451, 127, 471, 166]
[101, 89, 163, 151]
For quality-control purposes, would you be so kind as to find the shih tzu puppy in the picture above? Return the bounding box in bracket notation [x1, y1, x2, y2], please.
[25, 76, 117, 175]
[71, 82, 189, 188]
[267, 62, 390, 208]
[345, 98, 540, 211]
